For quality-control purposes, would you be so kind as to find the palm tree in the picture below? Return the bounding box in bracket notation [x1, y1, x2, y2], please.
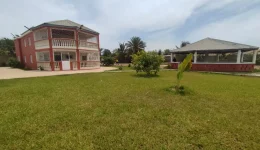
[126, 36, 146, 54]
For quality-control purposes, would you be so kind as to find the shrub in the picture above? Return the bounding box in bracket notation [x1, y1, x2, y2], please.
[119, 65, 123, 70]
[38, 66, 44, 71]
[128, 64, 131, 67]
[132, 51, 164, 75]
[7, 57, 22, 68]
[102, 56, 115, 66]
[1, 62, 7, 67]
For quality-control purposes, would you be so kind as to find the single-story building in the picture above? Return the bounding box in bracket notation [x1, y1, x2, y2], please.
[170, 38, 259, 72]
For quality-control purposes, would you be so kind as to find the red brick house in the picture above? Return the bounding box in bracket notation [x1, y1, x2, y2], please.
[14, 20, 100, 71]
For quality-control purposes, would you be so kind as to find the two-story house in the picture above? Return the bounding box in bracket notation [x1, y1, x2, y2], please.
[14, 20, 100, 71]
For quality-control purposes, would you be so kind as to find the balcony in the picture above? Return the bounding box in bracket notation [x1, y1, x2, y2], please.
[78, 40, 98, 50]
[33, 28, 99, 50]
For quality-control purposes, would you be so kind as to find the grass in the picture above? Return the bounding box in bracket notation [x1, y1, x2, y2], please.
[0, 71, 260, 149]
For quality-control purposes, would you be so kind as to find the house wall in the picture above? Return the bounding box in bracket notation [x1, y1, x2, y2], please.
[15, 32, 38, 69]
[169, 62, 254, 72]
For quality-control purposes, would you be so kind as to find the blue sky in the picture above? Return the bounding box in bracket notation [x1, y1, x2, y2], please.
[0, 0, 260, 50]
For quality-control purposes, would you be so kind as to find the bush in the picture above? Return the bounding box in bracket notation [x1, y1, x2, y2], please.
[102, 56, 115, 66]
[119, 65, 123, 70]
[132, 51, 164, 75]
[7, 57, 22, 68]
[1, 62, 7, 67]
[128, 64, 131, 67]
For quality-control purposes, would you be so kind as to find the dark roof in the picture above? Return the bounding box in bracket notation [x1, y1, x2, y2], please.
[171, 38, 259, 54]
[21, 19, 99, 35]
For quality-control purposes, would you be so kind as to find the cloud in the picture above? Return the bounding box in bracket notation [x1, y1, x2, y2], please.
[186, 8, 260, 46]
[0, 0, 259, 50]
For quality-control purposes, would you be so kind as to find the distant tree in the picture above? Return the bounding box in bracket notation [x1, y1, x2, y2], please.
[126, 36, 146, 55]
[115, 43, 129, 63]
[102, 49, 112, 57]
[158, 49, 162, 55]
[164, 49, 171, 55]
[0, 38, 15, 56]
[180, 41, 190, 48]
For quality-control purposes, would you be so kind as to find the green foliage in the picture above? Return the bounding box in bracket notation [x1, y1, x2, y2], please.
[158, 49, 162, 55]
[132, 51, 164, 75]
[128, 63, 131, 67]
[7, 57, 22, 68]
[126, 36, 146, 54]
[163, 49, 171, 55]
[103, 49, 112, 57]
[0, 38, 15, 56]
[176, 53, 193, 90]
[119, 65, 123, 70]
[102, 56, 115, 66]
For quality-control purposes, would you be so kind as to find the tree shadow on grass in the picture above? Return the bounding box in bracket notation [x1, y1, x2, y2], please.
[164, 86, 195, 96]
[131, 73, 160, 78]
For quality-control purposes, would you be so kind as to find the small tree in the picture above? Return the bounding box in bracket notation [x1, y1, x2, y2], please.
[176, 53, 193, 91]
[103, 56, 115, 66]
[132, 51, 164, 75]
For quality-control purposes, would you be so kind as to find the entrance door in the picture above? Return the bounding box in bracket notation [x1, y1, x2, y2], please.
[62, 53, 70, 70]
[62, 61, 70, 70]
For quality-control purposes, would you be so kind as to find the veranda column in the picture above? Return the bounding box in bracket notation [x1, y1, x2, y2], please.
[217, 54, 220, 62]
[194, 51, 197, 63]
[170, 53, 173, 63]
[236, 50, 241, 63]
[47, 27, 54, 71]
[241, 52, 244, 63]
[75, 30, 80, 70]
[252, 50, 258, 63]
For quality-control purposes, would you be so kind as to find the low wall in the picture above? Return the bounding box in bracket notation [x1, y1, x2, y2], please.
[169, 62, 255, 72]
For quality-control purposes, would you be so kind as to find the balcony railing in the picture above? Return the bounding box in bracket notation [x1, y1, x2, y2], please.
[37, 62, 52, 71]
[52, 39, 76, 48]
[80, 61, 100, 69]
[79, 40, 98, 50]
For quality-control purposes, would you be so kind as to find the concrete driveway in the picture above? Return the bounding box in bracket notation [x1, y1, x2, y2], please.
[0, 67, 117, 80]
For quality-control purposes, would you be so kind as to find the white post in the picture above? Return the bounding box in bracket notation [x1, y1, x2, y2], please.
[237, 50, 241, 63]
[217, 54, 220, 62]
[252, 50, 257, 63]
[241, 52, 244, 63]
[170, 53, 173, 63]
[194, 51, 197, 63]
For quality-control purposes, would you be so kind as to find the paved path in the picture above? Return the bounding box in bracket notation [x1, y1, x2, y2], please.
[0, 67, 117, 80]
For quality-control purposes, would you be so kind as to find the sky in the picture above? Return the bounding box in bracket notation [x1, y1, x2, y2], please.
[0, 0, 260, 50]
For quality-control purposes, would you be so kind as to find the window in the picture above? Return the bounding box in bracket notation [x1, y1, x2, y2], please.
[30, 55, 33, 63]
[24, 39, 27, 47]
[24, 56, 27, 63]
[36, 52, 50, 61]
[28, 38, 31, 46]
[34, 28, 48, 41]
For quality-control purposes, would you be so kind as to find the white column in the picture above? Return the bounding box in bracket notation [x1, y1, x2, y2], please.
[194, 51, 197, 63]
[252, 50, 258, 63]
[241, 52, 244, 63]
[236, 50, 241, 63]
[217, 54, 220, 62]
[170, 53, 173, 63]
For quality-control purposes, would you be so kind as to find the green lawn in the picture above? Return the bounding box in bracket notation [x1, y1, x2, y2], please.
[0, 71, 260, 149]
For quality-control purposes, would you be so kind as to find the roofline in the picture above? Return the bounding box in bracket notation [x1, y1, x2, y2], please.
[19, 23, 99, 38]
[171, 48, 259, 54]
